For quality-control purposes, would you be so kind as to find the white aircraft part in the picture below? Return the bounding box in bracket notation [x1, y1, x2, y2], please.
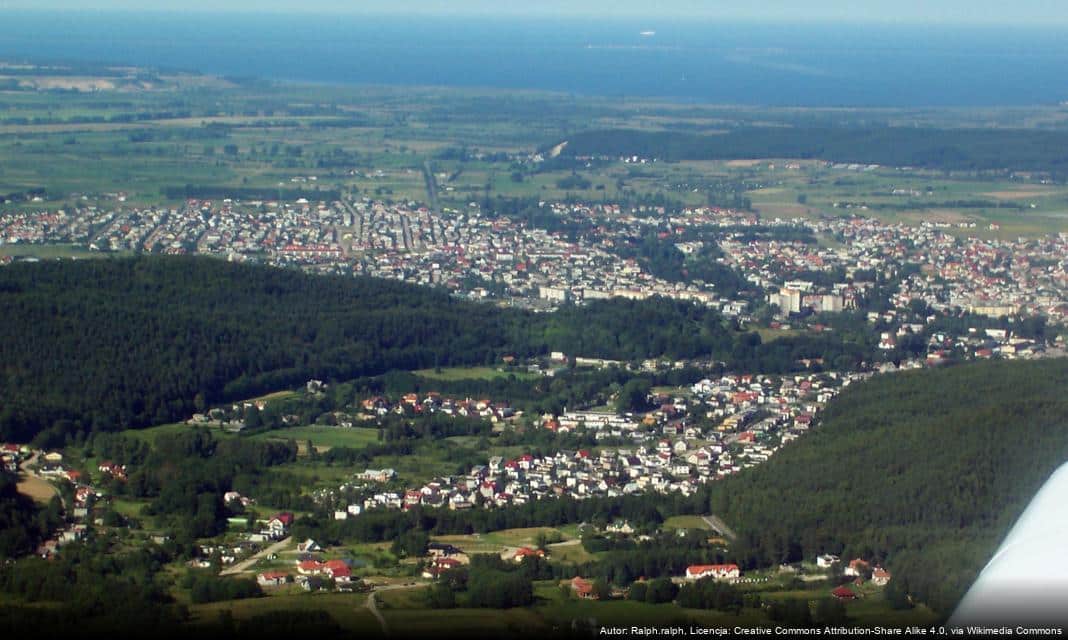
[950, 461, 1068, 627]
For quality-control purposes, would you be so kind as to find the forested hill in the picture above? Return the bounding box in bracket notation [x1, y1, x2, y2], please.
[0, 256, 749, 443]
[710, 358, 1068, 614]
[560, 127, 1068, 172]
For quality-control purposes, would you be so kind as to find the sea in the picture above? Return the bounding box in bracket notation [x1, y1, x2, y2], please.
[0, 11, 1066, 107]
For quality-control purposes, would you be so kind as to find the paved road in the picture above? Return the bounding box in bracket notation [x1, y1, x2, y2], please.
[220, 536, 292, 576]
[703, 515, 738, 541]
[422, 160, 440, 214]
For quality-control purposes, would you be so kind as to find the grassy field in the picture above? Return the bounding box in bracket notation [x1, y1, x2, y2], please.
[0, 243, 114, 259]
[432, 527, 573, 557]
[413, 366, 537, 382]
[16, 473, 57, 504]
[249, 425, 379, 452]
[662, 515, 712, 531]
[124, 421, 241, 444]
[188, 592, 383, 633]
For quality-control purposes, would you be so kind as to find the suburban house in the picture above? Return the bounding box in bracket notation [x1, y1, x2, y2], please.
[571, 576, 597, 599]
[257, 571, 289, 587]
[685, 564, 741, 580]
[844, 558, 870, 577]
[265, 512, 294, 539]
[872, 567, 892, 586]
[512, 547, 547, 563]
[816, 554, 840, 569]
[832, 586, 857, 600]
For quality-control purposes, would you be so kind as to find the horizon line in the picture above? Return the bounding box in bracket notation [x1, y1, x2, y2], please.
[0, 7, 1067, 28]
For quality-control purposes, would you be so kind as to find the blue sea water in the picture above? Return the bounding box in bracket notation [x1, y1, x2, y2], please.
[0, 11, 1066, 107]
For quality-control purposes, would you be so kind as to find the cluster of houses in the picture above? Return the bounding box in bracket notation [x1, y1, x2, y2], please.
[1, 443, 25, 473]
[315, 371, 854, 519]
[4, 192, 1068, 349]
[15, 450, 104, 557]
[359, 392, 516, 423]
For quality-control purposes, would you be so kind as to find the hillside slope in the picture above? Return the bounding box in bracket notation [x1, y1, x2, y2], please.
[711, 358, 1068, 613]
[0, 256, 738, 442]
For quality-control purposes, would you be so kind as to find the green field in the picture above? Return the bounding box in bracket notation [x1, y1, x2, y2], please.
[189, 592, 383, 633]
[662, 515, 713, 531]
[249, 425, 379, 452]
[413, 366, 537, 382]
[125, 421, 232, 443]
[0, 243, 115, 259]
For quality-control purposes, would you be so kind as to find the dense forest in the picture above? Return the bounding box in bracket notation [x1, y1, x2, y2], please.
[0, 257, 883, 443]
[561, 127, 1068, 172]
[711, 358, 1068, 613]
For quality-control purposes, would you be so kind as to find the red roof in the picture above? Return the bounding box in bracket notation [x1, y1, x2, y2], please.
[832, 586, 857, 599]
[571, 576, 594, 595]
[271, 512, 294, 525]
[687, 564, 739, 576]
[259, 571, 288, 580]
[514, 547, 544, 558]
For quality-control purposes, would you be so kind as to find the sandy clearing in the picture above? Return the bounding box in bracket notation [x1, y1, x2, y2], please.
[17, 474, 58, 504]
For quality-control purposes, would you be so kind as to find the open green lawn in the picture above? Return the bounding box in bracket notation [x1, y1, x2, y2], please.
[249, 425, 379, 451]
[189, 592, 382, 633]
[383, 606, 547, 639]
[0, 243, 117, 259]
[413, 366, 537, 382]
[125, 421, 233, 444]
[662, 515, 712, 531]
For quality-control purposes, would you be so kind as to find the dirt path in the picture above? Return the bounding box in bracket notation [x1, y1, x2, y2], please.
[703, 515, 737, 541]
[220, 536, 292, 576]
[367, 590, 389, 635]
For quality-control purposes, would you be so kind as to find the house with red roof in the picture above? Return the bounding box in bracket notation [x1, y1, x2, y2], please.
[513, 547, 546, 563]
[832, 586, 857, 600]
[872, 567, 892, 586]
[685, 564, 741, 580]
[571, 576, 596, 599]
[257, 571, 289, 587]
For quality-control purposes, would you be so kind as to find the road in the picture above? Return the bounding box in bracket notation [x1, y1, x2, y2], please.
[220, 536, 292, 576]
[549, 539, 582, 548]
[703, 515, 738, 541]
[366, 590, 389, 636]
[364, 582, 428, 636]
[422, 160, 440, 215]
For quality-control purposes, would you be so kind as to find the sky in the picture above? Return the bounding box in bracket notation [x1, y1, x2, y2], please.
[0, 0, 1067, 25]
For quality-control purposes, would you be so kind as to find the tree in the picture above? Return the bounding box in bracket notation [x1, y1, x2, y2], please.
[424, 583, 456, 609]
[592, 578, 612, 601]
[616, 378, 652, 414]
[644, 577, 677, 604]
[244, 406, 262, 429]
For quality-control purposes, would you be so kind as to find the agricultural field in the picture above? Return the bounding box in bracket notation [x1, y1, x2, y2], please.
[412, 366, 537, 382]
[5, 74, 1068, 240]
[249, 425, 379, 452]
[188, 592, 382, 633]
[661, 515, 712, 531]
